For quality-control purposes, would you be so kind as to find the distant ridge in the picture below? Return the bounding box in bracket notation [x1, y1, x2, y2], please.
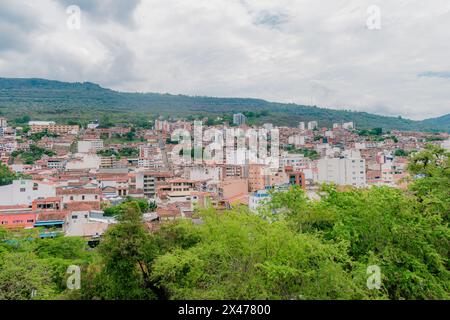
[0, 77, 448, 132]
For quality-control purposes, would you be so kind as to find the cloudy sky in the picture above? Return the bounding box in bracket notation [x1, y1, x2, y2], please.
[0, 0, 449, 120]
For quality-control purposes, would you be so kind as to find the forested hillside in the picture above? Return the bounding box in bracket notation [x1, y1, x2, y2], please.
[0, 78, 448, 131]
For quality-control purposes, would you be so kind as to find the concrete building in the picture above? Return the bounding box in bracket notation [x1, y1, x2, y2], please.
[288, 135, 305, 147]
[66, 154, 101, 170]
[342, 122, 354, 130]
[280, 154, 308, 171]
[77, 139, 104, 153]
[233, 113, 246, 126]
[285, 167, 306, 189]
[317, 157, 367, 187]
[218, 178, 249, 206]
[0, 117, 7, 128]
[29, 121, 79, 134]
[0, 180, 57, 206]
[0, 208, 37, 229]
[135, 171, 172, 198]
[184, 165, 222, 182]
[46, 158, 67, 170]
[307, 121, 318, 130]
[298, 122, 305, 131]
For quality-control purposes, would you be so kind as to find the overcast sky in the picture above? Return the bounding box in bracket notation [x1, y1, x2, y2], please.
[0, 0, 449, 120]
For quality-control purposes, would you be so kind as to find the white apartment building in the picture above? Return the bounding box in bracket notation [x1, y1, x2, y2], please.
[307, 121, 318, 130]
[0, 180, 57, 206]
[184, 165, 222, 182]
[317, 157, 367, 187]
[87, 122, 99, 129]
[288, 135, 305, 147]
[280, 154, 309, 171]
[77, 139, 104, 153]
[47, 158, 67, 170]
[0, 117, 7, 128]
[66, 154, 101, 170]
[233, 113, 246, 126]
[342, 122, 354, 130]
[298, 122, 305, 131]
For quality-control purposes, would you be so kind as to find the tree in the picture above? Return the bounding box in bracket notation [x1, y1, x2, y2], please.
[81, 202, 164, 300]
[264, 184, 449, 299]
[408, 144, 450, 221]
[394, 149, 408, 157]
[0, 252, 56, 300]
[0, 230, 93, 300]
[0, 164, 16, 186]
[126, 131, 136, 141]
[151, 208, 367, 300]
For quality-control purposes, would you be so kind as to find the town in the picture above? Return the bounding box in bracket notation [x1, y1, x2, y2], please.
[0, 114, 449, 242]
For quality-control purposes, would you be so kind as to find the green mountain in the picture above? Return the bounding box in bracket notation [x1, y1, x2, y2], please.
[0, 78, 448, 132]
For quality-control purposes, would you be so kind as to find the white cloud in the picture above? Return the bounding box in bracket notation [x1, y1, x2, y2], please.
[0, 0, 449, 119]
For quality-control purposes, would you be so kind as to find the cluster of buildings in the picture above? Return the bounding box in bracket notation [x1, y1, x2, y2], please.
[0, 115, 449, 242]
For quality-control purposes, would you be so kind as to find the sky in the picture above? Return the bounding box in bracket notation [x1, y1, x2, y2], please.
[0, 0, 449, 120]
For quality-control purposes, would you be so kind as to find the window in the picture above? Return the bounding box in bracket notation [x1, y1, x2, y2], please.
[27, 219, 34, 223]
[82, 195, 85, 200]
[72, 215, 78, 219]
[70, 196, 74, 201]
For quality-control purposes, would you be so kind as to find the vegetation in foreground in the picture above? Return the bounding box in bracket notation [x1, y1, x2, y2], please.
[0, 146, 449, 300]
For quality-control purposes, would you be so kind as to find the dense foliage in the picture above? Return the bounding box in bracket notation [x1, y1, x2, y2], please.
[0, 164, 16, 186]
[0, 229, 93, 300]
[11, 145, 56, 164]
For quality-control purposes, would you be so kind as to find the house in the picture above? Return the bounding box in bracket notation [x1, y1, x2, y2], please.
[0, 206, 37, 229]
[0, 180, 57, 206]
[64, 211, 116, 239]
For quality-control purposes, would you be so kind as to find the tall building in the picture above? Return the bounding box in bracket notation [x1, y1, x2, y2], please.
[0, 117, 7, 128]
[307, 121, 318, 130]
[154, 120, 170, 132]
[135, 171, 172, 198]
[342, 122, 354, 130]
[233, 113, 246, 126]
[317, 157, 366, 187]
[298, 122, 305, 130]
